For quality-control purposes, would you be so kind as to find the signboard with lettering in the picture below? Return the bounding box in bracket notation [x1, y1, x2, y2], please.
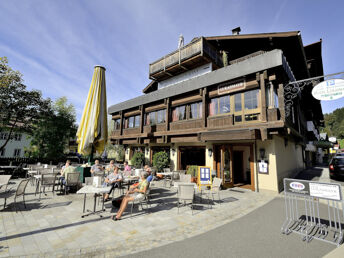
[218, 80, 246, 95]
[197, 166, 212, 189]
[312, 79, 344, 101]
[258, 161, 268, 174]
[284, 178, 342, 201]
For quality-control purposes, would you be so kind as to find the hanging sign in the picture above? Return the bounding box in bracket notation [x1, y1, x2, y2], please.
[311, 79, 344, 100]
[197, 166, 212, 189]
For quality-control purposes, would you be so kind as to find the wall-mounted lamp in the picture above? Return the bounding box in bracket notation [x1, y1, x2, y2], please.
[208, 148, 213, 158]
[171, 148, 176, 156]
[259, 148, 265, 160]
[145, 147, 149, 155]
[126, 148, 129, 155]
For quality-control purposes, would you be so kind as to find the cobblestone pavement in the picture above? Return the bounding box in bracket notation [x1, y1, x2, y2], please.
[0, 179, 276, 257]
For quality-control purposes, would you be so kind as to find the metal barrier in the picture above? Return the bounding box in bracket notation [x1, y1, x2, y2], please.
[281, 178, 344, 246]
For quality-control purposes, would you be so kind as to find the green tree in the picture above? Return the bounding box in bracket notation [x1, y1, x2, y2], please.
[152, 151, 169, 172]
[0, 57, 50, 152]
[105, 143, 124, 162]
[322, 107, 344, 138]
[26, 97, 77, 160]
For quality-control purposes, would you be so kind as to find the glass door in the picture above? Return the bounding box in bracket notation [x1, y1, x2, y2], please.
[222, 147, 231, 183]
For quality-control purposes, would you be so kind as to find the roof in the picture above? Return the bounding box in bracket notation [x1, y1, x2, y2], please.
[204, 30, 310, 80]
[108, 49, 284, 114]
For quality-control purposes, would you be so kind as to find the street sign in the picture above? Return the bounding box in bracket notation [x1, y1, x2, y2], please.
[311, 79, 344, 100]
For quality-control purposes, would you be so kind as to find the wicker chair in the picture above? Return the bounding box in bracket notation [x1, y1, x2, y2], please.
[63, 172, 80, 194]
[38, 174, 57, 200]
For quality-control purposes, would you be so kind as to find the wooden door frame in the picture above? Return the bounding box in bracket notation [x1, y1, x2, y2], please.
[213, 143, 255, 191]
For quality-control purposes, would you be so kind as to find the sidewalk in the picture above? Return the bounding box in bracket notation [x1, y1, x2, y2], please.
[0, 180, 276, 257]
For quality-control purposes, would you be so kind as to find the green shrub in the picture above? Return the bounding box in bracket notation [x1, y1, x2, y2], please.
[186, 165, 198, 177]
[152, 151, 169, 172]
[131, 152, 145, 168]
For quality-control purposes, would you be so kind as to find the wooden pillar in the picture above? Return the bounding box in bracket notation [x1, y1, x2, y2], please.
[202, 87, 207, 128]
[260, 71, 267, 122]
[278, 83, 285, 121]
[139, 105, 144, 133]
[165, 98, 170, 131]
[250, 145, 255, 191]
[119, 111, 123, 136]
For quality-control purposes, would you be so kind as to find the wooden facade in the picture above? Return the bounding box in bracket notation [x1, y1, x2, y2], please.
[108, 31, 324, 192]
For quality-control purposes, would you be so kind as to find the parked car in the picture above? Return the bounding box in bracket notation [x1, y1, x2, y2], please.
[329, 156, 344, 180]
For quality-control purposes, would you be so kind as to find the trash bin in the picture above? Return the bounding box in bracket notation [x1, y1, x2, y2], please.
[75, 166, 91, 183]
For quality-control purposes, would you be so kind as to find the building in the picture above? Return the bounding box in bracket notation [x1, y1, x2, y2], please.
[0, 131, 31, 158]
[108, 29, 324, 193]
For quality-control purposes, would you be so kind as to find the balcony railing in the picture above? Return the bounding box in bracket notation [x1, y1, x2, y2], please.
[149, 37, 223, 79]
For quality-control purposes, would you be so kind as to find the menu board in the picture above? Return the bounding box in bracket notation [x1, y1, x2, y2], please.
[198, 166, 212, 189]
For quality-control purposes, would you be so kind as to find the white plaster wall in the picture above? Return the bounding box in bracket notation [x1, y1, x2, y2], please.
[0, 132, 31, 158]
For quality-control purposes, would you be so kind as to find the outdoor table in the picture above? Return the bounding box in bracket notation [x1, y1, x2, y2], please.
[77, 185, 111, 218]
[158, 172, 173, 176]
[0, 166, 16, 174]
[173, 182, 198, 189]
[123, 176, 139, 190]
[33, 174, 61, 195]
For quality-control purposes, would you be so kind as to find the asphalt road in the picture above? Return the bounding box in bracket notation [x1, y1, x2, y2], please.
[124, 166, 344, 258]
[123, 196, 336, 258]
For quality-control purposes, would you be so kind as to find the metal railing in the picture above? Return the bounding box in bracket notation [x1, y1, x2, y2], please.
[281, 178, 344, 246]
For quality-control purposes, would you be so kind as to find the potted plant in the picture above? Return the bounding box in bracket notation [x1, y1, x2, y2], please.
[152, 151, 169, 172]
[131, 152, 145, 168]
[187, 165, 198, 183]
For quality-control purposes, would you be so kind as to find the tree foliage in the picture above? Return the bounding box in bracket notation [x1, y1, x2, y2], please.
[26, 97, 77, 160]
[152, 151, 169, 172]
[105, 143, 124, 162]
[322, 107, 344, 138]
[0, 57, 50, 152]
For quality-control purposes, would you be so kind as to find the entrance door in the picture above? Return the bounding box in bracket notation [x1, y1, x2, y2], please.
[233, 151, 244, 184]
[214, 144, 255, 190]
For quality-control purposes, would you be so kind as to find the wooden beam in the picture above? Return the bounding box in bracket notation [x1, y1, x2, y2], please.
[139, 105, 144, 134]
[260, 72, 267, 122]
[170, 136, 199, 143]
[260, 128, 268, 141]
[166, 98, 170, 131]
[119, 111, 123, 136]
[202, 87, 207, 128]
[278, 83, 285, 121]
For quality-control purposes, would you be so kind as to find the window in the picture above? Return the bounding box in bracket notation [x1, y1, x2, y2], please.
[0, 148, 5, 157]
[245, 114, 259, 121]
[190, 102, 202, 119]
[114, 119, 120, 130]
[14, 133, 22, 141]
[235, 93, 242, 112]
[0, 132, 8, 140]
[124, 115, 140, 129]
[209, 95, 230, 116]
[13, 149, 21, 157]
[172, 105, 186, 122]
[145, 109, 166, 125]
[244, 89, 259, 110]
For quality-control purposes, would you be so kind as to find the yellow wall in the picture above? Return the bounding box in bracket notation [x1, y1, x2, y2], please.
[256, 139, 278, 192]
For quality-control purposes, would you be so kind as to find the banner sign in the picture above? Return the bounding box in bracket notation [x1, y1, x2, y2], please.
[311, 79, 344, 101]
[284, 178, 342, 201]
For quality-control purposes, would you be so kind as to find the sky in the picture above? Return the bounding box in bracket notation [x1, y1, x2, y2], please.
[0, 0, 343, 123]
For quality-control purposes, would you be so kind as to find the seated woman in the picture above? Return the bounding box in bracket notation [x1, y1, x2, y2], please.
[112, 172, 149, 220]
[103, 166, 122, 201]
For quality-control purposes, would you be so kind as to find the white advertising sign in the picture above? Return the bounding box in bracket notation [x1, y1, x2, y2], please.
[311, 79, 344, 101]
[259, 161, 268, 174]
[309, 182, 341, 201]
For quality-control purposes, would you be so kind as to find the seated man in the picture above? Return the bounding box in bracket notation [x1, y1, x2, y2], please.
[106, 160, 116, 175]
[59, 160, 71, 185]
[90, 159, 104, 175]
[104, 166, 122, 201]
[112, 172, 149, 220]
[145, 165, 153, 183]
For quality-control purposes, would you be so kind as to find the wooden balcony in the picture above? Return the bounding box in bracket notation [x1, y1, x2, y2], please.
[149, 37, 223, 81]
[143, 124, 167, 134]
[170, 119, 203, 131]
[207, 115, 233, 128]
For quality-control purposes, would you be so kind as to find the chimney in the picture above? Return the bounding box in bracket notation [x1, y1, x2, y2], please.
[232, 27, 241, 35]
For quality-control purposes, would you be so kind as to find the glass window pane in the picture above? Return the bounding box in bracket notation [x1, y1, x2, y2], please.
[134, 115, 140, 127]
[235, 115, 242, 122]
[235, 94, 242, 112]
[219, 95, 230, 114]
[129, 117, 134, 128]
[244, 89, 259, 110]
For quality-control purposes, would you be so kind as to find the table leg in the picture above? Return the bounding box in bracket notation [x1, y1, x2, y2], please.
[83, 194, 86, 213]
[93, 194, 97, 212]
